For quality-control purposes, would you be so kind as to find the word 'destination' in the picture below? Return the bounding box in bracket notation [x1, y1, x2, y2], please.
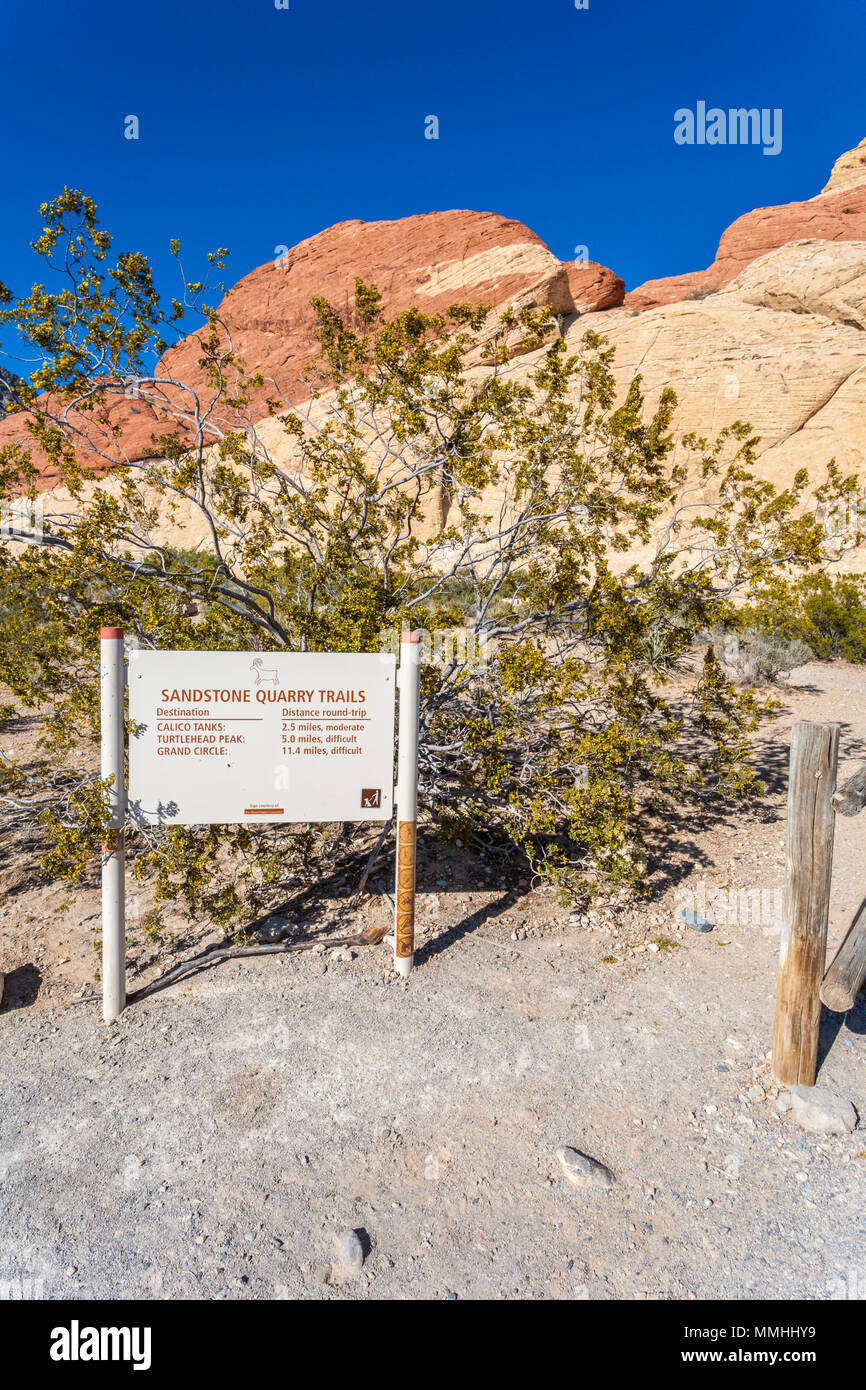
[128, 651, 396, 825]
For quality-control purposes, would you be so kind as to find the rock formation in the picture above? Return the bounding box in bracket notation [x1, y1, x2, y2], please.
[625, 139, 866, 311]
[822, 137, 866, 194]
[0, 210, 622, 482]
[2, 136, 865, 573]
[574, 240, 866, 503]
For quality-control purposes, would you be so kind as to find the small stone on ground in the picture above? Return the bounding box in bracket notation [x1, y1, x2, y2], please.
[329, 1228, 365, 1283]
[556, 1146, 615, 1190]
[790, 1084, 857, 1135]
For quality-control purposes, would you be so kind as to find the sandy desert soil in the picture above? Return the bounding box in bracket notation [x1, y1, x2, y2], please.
[0, 660, 864, 1301]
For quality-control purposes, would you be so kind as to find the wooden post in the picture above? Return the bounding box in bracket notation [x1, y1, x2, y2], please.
[772, 721, 839, 1086]
[832, 763, 866, 817]
[820, 903, 866, 1012]
[821, 762, 866, 1013]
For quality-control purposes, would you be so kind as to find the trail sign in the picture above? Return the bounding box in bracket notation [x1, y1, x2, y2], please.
[128, 650, 396, 825]
[100, 632, 419, 1021]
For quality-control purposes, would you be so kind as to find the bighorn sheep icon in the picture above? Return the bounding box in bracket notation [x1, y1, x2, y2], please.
[250, 657, 278, 686]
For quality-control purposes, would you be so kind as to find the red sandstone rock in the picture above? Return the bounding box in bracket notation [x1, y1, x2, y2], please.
[625, 151, 866, 311]
[6, 139, 866, 483]
[3, 209, 608, 483]
[563, 260, 624, 312]
[622, 270, 719, 313]
[713, 183, 866, 283]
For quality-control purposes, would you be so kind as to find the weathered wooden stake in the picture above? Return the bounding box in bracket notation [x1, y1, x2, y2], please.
[772, 721, 839, 1086]
[832, 763, 866, 817]
[820, 902, 866, 1013]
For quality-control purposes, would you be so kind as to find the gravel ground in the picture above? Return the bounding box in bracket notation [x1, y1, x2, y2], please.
[1, 661, 865, 1301]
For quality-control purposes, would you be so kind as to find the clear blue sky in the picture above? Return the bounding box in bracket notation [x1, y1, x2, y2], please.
[2, 0, 864, 321]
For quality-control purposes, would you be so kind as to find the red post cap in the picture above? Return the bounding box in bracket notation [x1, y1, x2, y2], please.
[100, 627, 125, 639]
[400, 630, 421, 643]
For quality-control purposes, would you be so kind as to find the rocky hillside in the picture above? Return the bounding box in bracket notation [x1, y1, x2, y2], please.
[576, 239, 866, 505]
[2, 136, 865, 559]
[0, 210, 624, 486]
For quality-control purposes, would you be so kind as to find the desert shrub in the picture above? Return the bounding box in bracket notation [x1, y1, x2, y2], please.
[741, 573, 866, 663]
[711, 626, 814, 686]
[0, 191, 861, 936]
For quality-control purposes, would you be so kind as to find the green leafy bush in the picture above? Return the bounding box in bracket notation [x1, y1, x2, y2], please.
[741, 573, 866, 663]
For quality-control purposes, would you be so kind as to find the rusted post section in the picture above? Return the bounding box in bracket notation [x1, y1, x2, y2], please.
[394, 631, 420, 977]
[772, 721, 839, 1086]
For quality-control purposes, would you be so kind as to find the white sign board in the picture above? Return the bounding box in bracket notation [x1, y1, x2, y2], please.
[128, 650, 395, 825]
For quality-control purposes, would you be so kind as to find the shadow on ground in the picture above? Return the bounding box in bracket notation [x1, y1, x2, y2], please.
[0, 963, 42, 1012]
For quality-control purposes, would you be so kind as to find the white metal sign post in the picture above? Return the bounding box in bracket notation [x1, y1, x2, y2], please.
[99, 634, 421, 1019]
[100, 627, 126, 1021]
